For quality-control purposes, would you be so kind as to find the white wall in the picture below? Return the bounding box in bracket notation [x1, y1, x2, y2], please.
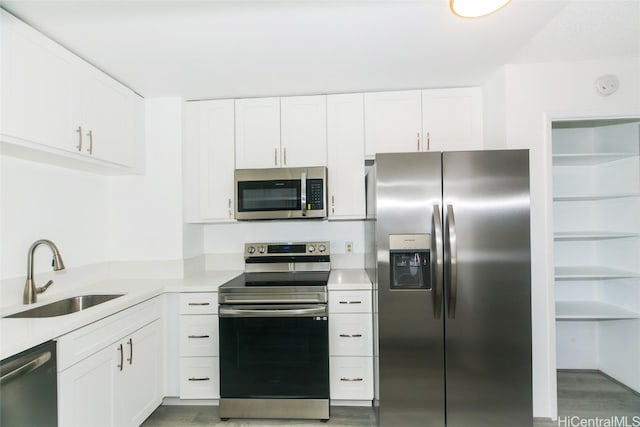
[107, 98, 184, 263]
[203, 220, 365, 269]
[485, 57, 640, 419]
[0, 155, 109, 302]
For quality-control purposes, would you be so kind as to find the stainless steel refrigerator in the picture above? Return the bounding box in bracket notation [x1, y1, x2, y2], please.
[369, 150, 532, 427]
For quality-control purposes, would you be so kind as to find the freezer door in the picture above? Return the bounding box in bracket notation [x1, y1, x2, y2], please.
[375, 152, 445, 427]
[442, 150, 532, 427]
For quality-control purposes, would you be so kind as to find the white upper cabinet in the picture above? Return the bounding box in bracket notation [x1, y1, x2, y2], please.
[235, 95, 328, 169]
[1, 9, 77, 152]
[0, 10, 143, 172]
[364, 90, 422, 157]
[281, 95, 327, 167]
[235, 97, 281, 169]
[421, 87, 483, 151]
[184, 100, 236, 223]
[75, 64, 136, 166]
[364, 88, 483, 158]
[327, 93, 366, 220]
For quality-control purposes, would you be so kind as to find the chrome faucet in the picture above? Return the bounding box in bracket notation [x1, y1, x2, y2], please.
[24, 239, 66, 304]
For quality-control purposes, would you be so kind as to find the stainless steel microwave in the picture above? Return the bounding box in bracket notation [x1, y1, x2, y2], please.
[234, 167, 327, 220]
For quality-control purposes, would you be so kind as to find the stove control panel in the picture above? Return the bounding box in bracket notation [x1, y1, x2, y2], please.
[244, 241, 330, 258]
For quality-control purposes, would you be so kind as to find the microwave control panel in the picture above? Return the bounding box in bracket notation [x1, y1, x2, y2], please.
[307, 179, 325, 210]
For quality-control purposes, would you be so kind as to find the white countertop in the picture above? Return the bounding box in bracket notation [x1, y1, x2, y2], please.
[0, 269, 370, 360]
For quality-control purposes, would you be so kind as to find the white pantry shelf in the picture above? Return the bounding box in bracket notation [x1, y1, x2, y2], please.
[553, 193, 640, 202]
[554, 231, 640, 241]
[552, 152, 638, 166]
[556, 301, 640, 320]
[555, 266, 640, 281]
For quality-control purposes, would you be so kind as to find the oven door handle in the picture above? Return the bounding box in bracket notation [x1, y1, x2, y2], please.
[219, 305, 327, 317]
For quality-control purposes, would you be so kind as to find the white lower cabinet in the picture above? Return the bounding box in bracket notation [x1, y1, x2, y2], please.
[57, 298, 162, 427]
[330, 356, 374, 401]
[328, 289, 374, 402]
[179, 293, 220, 399]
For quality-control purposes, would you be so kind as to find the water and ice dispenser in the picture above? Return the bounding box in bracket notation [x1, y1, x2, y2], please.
[389, 234, 431, 289]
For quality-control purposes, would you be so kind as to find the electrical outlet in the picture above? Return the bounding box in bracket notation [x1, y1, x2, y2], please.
[346, 242, 353, 253]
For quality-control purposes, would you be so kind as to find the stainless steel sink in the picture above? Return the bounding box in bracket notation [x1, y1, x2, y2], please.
[3, 294, 125, 318]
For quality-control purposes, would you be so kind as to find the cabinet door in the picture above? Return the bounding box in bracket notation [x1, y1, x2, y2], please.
[0, 10, 77, 152]
[421, 87, 483, 151]
[364, 90, 422, 157]
[115, 320, 162, 427]
[58, 343, 117, 427]
[77, 65, 136, 167]
[327, 93, 366, 219]
[281, 95, 327, 167]
[184, 100, 235, 222]
[235, 97, 281, 169]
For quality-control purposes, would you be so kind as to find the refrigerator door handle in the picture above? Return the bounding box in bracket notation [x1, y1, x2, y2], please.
[431, 204, 444, 319]
[445, 204, 458, 319]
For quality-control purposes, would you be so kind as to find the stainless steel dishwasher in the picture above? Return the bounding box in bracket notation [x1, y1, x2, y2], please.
[1, 340, 57, 426]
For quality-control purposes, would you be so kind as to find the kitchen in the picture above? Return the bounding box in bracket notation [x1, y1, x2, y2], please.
[1, 1, 639, 426]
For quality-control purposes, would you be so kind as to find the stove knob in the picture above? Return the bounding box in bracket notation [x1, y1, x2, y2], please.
[258, 246, 266, 254]
[308, 245, 315, 253]
[318, 244, 326, 253]
[247, 246, 256, 255]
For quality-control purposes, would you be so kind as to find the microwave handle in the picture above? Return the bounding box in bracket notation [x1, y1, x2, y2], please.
[301, 171, 307, 216]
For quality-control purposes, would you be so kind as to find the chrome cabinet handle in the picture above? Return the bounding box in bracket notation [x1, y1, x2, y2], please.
[127, 338, 133, 365]
[432, 204, 444, 319]
[340, 377, 363, 382]
[76, 126, 83, 151]
[86, 130, 94, 154]
[274, 148, 278, 166]
[339, 334, 363, 338]
[445, 204, 458, 319]
[188, 335, 210, 339]
[301, 171, 307, 217]
[416, 132, 420, 151]
[338, 300, 362, 304]
[117, 344, 123, 371]
[188, 302, 210, 306]
[427, 132, 431, 151]
[188, 377, 210, 381]
[283, 147, 287, 165]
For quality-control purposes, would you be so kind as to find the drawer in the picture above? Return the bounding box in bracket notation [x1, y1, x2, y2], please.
[330, 356, 374, 400]
[179, 357, 219, 399]
[329, 290, 372, 314]
[179, 315, 218, 357]
[330, 313, 373, 357]
[179, 293, 218, 315]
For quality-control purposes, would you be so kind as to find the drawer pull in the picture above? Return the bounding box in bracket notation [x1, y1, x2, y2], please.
[188, 377, 210, 381]
[188, 335, 210, 339]
[339, 333, 363, 338]
[340, 377, 364, 382]
[338, 301, 362, 304]
[188, 302, 211, 306]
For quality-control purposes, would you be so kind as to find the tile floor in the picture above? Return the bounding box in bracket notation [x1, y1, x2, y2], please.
[141, 371, 640, 427]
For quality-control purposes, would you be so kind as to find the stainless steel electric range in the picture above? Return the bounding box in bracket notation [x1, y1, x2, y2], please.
[218, 241, 331, 422]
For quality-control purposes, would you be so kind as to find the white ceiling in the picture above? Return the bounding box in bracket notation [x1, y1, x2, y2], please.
[1, 0, 638, 100]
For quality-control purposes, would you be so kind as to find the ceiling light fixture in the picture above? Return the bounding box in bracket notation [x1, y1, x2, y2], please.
[450, 0, 513, 18]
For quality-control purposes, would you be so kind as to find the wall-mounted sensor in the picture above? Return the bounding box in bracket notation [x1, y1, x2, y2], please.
[594, 74, 619, 96]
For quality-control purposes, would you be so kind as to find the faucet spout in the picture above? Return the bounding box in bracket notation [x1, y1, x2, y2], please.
[24, 239, 66, 304]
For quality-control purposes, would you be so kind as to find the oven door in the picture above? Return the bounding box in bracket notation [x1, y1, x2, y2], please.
[219, 304, 329, 399]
